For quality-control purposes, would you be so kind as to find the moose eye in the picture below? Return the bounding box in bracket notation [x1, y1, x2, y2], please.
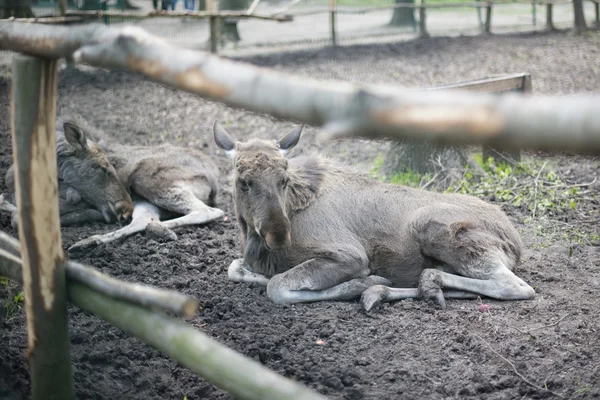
[238, 179, 251, 191]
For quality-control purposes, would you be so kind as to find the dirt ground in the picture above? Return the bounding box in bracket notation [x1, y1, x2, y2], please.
[1, 31, 600, 400]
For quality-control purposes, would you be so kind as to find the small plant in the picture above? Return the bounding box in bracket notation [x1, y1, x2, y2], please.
[372, 152, 599, 247]
[370, 155, 434, 188]
[4, 290, 24, 321]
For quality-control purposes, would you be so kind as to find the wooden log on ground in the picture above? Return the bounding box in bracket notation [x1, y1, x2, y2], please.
[11, 54, 75, 400]
[67, 281, 328, 400]
[2, 23, 600, 154]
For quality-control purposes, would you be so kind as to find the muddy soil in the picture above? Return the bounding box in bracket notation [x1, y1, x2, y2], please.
[1, 31, 600, 400]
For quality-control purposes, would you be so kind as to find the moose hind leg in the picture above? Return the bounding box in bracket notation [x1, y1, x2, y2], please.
[419, 236, 535, 309]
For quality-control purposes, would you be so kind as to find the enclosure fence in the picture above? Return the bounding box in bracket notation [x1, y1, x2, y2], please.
[3, 0, 599, 56]
[1, 20, 600, 400]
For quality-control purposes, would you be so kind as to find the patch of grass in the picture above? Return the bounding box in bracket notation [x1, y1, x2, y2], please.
[370, 154, 434, 188]
[3, 289, 24, 322]
[372, 152, 599, 247]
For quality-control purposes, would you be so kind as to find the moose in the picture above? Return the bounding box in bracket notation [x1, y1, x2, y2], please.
[2, 117, 224, 252]
[213, 121, 536, 311]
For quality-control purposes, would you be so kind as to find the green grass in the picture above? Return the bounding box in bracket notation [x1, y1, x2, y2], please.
[1, 277, 24, 322]
[372, 152, 600, 247]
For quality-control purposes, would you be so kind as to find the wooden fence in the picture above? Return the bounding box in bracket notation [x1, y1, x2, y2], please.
[9, 0, 600, 52]
[10, 0, 294, 53]
[283, 0, 598, 46]
[1, 20, 600, 399]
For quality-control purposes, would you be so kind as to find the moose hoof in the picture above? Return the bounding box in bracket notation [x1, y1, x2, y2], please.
[68, 236, 103, 253]
[419, 269, 446, 310]
[146, 221, 178, 242]
[360, 285, 389, 312]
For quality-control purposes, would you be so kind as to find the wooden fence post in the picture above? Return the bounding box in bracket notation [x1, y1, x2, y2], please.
[531, 0, 536, 25]
[329, 0, 337, 46]
[595, 0, 599, 27]
[546, 2, 555, 30]
[418, 0, 428, 37]
[209, 16, 219, 53]
[208, 0, 219, 53]
[483, 2, 492, 34]
[58, 0, 68, 15]
[11, 55, 75, 400]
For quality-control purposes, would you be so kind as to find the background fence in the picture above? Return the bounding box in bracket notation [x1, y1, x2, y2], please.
[0, 0, 598, 64]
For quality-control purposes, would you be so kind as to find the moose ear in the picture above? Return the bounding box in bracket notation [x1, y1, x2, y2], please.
[279, 125, 303, 156]
[63, 122, 88, 152]
[213, 120, 236, 160]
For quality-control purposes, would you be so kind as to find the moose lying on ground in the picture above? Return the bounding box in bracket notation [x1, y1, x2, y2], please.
[214, 121, 536, 311]
[2, 117, 224, 252]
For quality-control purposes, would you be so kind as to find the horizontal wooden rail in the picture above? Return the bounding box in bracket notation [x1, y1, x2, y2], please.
[67, 281, 327, 400]
[0, 241, 327, 400]
[65, 9, 292, 21]
[9, 16, 90, 24]
[426, 73, 529, 93]
[1, 22, 600, 154]
[0, 232, 198, 316]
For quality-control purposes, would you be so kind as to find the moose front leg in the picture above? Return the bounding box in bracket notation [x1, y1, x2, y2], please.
[68, 201, 161, 253]
[266, 253, 391, 304]
[228, 259, 270, 285]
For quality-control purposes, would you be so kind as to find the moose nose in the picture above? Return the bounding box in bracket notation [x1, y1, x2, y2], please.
[114, 200, 133, 223]
[264, 231, 291, 252]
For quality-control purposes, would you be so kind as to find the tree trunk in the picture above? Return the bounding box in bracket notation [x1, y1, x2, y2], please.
[219, 0, 248, 44]
[389, 0, 415, 29]
[381, 141, 469, 190]
[573, 0, 587, 33]
[1, 0, 34, 18]
[11, 54, 75, 400]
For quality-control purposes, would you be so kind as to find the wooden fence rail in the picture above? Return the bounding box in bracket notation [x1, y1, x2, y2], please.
[0, 232, 326, 400]
[1, 22, 599, 153]
[9, 8, 293, 54]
